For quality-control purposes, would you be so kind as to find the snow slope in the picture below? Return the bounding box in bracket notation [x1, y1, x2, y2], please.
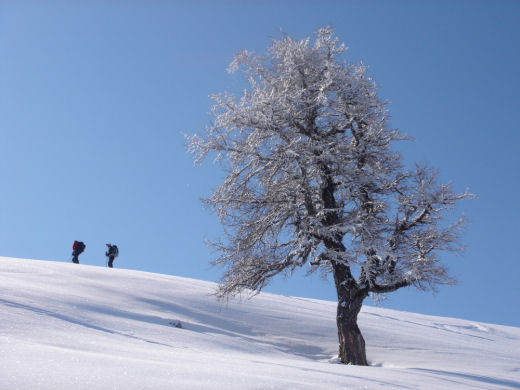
[1, 257, 519, 389]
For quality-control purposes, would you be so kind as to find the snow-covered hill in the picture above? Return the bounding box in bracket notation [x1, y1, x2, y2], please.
[1, 257, 519, 389]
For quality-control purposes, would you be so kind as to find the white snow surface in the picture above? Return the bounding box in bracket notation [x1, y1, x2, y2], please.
[1, 257, 519, 389]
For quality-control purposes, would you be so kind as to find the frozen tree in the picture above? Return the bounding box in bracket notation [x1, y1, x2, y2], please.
[186, 27, 473, 365]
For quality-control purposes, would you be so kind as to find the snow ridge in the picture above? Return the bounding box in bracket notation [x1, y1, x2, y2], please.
[1, 257, 519, 389]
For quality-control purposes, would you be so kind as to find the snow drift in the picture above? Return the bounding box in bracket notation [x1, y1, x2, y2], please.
[1, 257, 518, 389]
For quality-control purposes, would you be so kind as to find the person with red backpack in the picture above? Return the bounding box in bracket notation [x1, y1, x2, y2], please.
[72, 240, 86, 264]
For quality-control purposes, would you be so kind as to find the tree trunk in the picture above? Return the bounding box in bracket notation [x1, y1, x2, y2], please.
[319, 163, 368, 365]
[336, 296, 367, 365]
[332, 262, 368, 365]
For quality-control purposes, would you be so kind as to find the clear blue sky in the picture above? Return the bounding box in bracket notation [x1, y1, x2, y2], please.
[1, 1, 519, 327]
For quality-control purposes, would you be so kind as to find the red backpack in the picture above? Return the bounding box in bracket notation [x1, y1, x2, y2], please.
[73, 240, 86, 253]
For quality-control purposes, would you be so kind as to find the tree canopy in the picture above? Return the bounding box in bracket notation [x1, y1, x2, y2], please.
[187, 26, 472, 364]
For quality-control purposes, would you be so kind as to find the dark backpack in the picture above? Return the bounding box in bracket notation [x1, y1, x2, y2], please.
[108, 245, 119, 258]
[111, 245, 119, 257]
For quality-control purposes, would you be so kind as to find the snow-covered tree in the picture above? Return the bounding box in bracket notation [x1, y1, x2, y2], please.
[187, 27, 473, 365]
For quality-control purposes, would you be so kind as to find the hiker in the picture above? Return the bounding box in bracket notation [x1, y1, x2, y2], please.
[72, 240, 86, 264]
[105, 243, 119, 268]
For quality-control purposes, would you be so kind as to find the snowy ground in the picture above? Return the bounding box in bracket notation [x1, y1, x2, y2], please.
[1, 257, 519, 389]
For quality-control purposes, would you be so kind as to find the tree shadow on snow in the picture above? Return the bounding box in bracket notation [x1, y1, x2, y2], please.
[0, 298, 174, 348]
[129, 296, 334, 361]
